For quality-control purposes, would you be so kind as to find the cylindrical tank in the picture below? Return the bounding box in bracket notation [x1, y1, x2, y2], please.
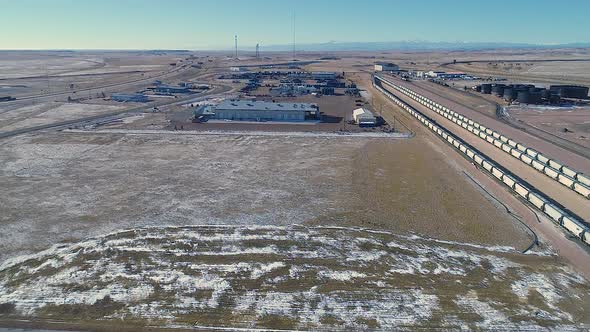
[481, 84, 492, 94]
[529, 91, 542, 104]
[503, 88, 516, 101]
[549, 94, 561, 104]
[492, 84, 505, 96]
[549, 85, 589, 99]
[517, 91, 531, 103]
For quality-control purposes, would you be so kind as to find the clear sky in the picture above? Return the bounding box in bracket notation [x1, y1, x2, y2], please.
[1, 0, 589, 50]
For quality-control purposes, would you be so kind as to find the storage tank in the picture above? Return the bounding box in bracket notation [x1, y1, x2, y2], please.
[549, 85, 589, 99]
[503, 88, 516, 101]
[549, 94, 561, 104]
[492, 84, 505, 96]
[517, 91, 531, 103]
[529, 91, 542, 104]
[481, 84, 492, 94]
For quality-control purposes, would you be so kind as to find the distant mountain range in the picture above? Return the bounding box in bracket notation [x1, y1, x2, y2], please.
[260, 41, 590, 52]
[3, 41, 590, 53]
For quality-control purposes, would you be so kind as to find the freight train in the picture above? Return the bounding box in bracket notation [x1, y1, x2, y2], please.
[373, 75, 589, 246]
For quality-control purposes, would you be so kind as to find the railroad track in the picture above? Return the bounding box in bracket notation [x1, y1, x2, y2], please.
[376, 75, 590, 200]
[373, 75, 589, 246]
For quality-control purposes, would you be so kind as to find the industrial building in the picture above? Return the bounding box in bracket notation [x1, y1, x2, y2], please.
[230, 66, 248, 72]
[352, 108, 377, 127]
[153, 85, 190, 94]
[195, 100, 319, 122]
[111, 93, 149, 102]
[412, 71, 426, 78]
[436, 72, 466, 79]
[270, 84, 318, 97]
[426, 71, 466, 79]
[426, 71, 446, 78]
[374, 62, 399, 72]
[311, 72, 337, 80]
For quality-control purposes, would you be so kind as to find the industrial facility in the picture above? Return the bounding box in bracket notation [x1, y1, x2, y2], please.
[311, 72, 338, 80]
[475, 83, 589, 104]
[374, 62, 399, 72]
[549, 85, 589, 99]
[194, 100, 319, 122]
[153, 85, 190, 94]
[230, 66, 248, 72]
[425, 71, 467, 79]
[352, 107, 377, 127]
[111, 93, 149, 102]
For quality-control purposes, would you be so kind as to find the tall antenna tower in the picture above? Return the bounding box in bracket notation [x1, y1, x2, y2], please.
[234, 35, 238, 59]
[255, 43, 260, 58]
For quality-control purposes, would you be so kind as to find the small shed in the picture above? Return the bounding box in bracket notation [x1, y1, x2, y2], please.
[352, 108, 377, 127]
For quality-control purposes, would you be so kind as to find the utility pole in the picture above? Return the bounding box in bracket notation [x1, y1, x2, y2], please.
[292, 11, 296, 62]
[234, 35, 238, 59]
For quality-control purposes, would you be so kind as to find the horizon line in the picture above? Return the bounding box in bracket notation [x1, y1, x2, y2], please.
[2, 40, 590, 53]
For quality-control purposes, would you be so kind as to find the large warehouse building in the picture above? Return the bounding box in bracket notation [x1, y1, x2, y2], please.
[195, 100, 319, 122]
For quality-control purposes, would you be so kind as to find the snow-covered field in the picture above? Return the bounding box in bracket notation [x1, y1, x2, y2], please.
[0, 58, 104, 79]
[0, 225, 587, 330]
[65, 128, 412, 139]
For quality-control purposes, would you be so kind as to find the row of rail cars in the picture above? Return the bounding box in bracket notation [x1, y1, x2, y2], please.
[378, 76, 590, 200]
[373, 75, 589, 246]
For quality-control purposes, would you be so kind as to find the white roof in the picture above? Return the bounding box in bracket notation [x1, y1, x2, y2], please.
[353, 108, 375, 118]
[216, 100, 317, 112]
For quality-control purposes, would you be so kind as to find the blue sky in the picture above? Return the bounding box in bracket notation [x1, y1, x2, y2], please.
[1, 0, 589, 50]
